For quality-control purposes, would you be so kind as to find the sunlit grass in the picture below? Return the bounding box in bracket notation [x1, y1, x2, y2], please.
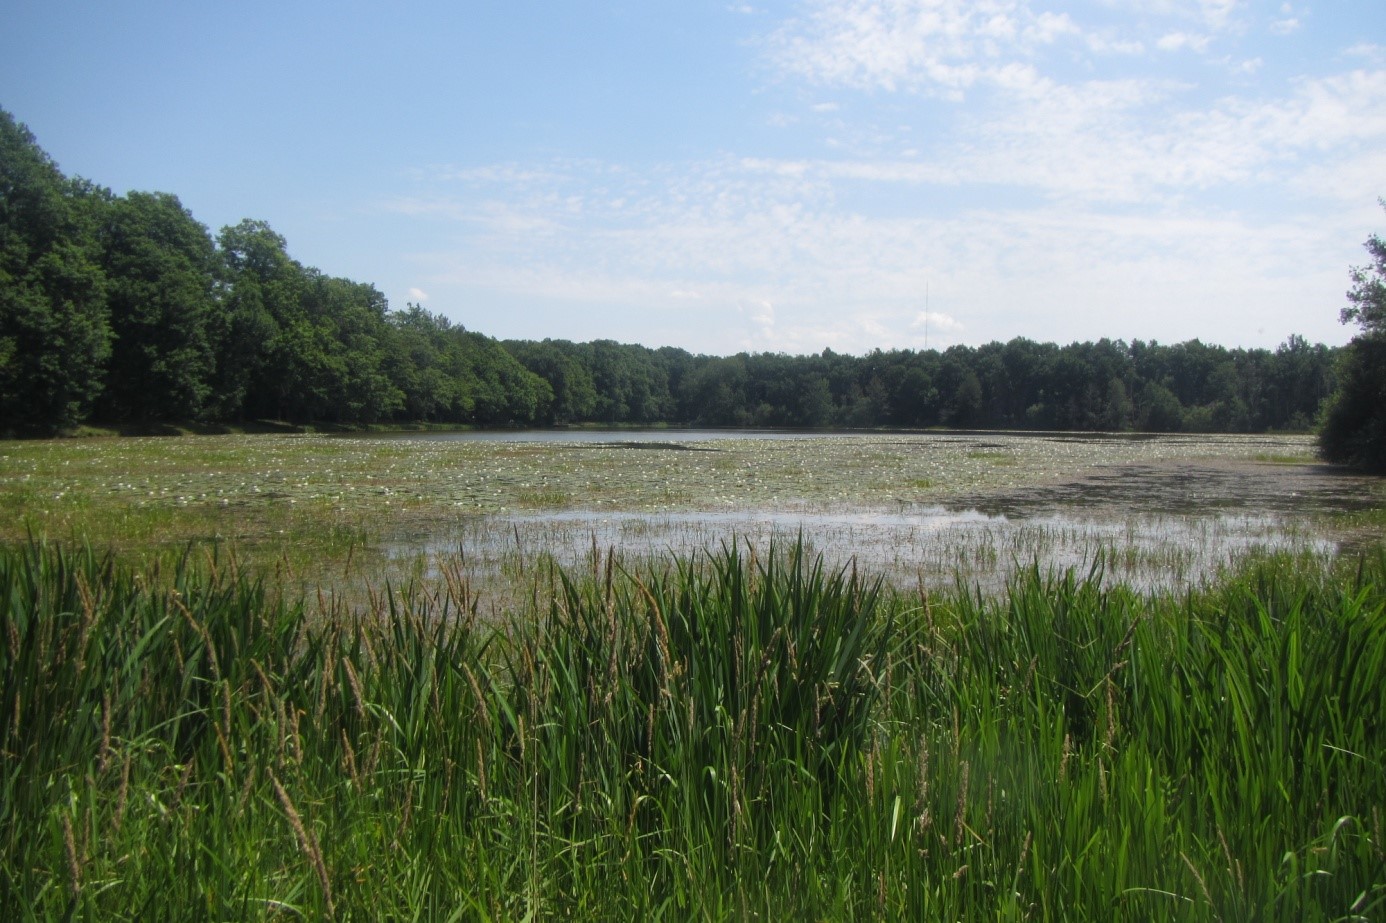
[966, 449, 1018, 465]
[1253, 452, 1314, 464]
[3, 539, 1383, 919]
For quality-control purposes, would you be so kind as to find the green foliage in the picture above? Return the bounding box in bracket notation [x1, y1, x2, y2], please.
[496, 335, 1337, 434]
[0, 109, 559, 432]
[505, 338, 599, 422]
[1342, 215, 1386, 335]
[1319, 334, 1386, 471]
[215, 220, 406, 424]
[0, 111, 111, 432]
[582, 339, 677, 424]
[97, 191, 220, 422]
[1320, 205, 1386, 471]
[1137, 380, 1184, 432]
[0, 104, 1347, 435]
[678, 354, 751, 425]
[391, 306, 553, 424]
[3, 539, 1384, 919]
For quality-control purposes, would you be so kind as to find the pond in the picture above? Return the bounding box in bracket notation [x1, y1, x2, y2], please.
[3, 429, 1379, 597]
[377, 430, 1381, 595]
[431, 503, 1331, 596]
[347, 427, 832, 444]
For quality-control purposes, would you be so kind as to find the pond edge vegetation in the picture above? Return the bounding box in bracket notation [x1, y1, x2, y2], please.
[3, 538, 1383, 920]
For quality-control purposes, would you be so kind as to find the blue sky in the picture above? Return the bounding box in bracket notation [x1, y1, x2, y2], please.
[3, 1, 1383, 355]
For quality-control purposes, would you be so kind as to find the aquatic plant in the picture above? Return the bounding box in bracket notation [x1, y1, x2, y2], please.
[2, 539, 1383, 919]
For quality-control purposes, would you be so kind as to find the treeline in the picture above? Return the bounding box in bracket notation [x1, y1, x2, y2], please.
[0, 110, 547, 433]
[505, 335, 1335, 432]
[0, 108, 1338, 435]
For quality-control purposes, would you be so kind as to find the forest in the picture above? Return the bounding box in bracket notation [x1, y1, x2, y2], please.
[1, 107, 1340, 437]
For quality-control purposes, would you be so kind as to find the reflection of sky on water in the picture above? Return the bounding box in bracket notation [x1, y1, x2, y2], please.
[346, 428, 833, 445]
[356, 431, 1370, 596]
[522, 506, 1002, 530]
[411, 503, 1333, 596]
[347, 427, 1286, 448]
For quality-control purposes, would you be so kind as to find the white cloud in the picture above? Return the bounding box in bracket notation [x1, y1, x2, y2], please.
[1196, 0, 1242, 31]
[1269, 17, 1299, 35]
[765, 0, 1274, 98]
[433, 163, 572, 186]
[895, 68, 1386, 205]
[911, 311, 963, 332]
[1084, 32, 1145, 56]
[1157, 32, 1211, 53]
[376, 2, 1382, 355]
[1129, 0, 1243, 32]
[1292, 149, 1386, 204]
[768, 0, 1093, 96]
[390, 146, 1364, 354]
[744, 300, 777, 340]
[391, 61, 1386, 333]
[1344, 43, 1384, 63]
[1025, 11, 1079, 45]
[1240, 70, 1386, 151]
[407, 287, 429, 302]
[386, 187, 579, 238]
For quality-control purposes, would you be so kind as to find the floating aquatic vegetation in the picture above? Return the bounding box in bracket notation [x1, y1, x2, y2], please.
[0, 430, 1376, 599]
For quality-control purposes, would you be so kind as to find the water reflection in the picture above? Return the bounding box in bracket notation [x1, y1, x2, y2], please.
[347, 428, 832, 444]
[369, 431, 1372, 597]
[409, 502, 1333, 596]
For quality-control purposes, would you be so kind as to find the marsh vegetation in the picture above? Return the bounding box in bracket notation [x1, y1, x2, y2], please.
[3, 538, 1385, 920]
[2, 429, 1385, 919]
[1, 430, 1377, 597]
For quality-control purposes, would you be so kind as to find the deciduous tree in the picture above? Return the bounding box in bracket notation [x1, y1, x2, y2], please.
[0, 110, 111, 432]
[1319, 203, 1386, 471]
[97, 191, 219, 421]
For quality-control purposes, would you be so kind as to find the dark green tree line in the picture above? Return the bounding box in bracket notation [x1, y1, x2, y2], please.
[501, 334, 1336, 434]
[0, 109, 551, 434]
[0, 106, 1345, 437]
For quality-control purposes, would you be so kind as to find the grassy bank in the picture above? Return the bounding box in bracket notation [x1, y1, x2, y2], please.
[2, 540, 1383, 920]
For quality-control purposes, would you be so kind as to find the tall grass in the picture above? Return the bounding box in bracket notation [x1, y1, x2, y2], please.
[1, 540, 1383, 920]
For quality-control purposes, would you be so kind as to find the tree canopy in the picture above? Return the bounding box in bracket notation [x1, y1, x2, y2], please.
[1318, 203, 1386, 472]
[0, 109, 554, 435]
[0, 109, 111, 430]
[0, 106, 1346, 438]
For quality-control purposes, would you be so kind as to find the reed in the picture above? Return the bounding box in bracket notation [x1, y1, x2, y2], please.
[1, 539, 1383, 920]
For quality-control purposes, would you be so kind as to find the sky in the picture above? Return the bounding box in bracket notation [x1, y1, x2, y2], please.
[3, 1, 1383, 356]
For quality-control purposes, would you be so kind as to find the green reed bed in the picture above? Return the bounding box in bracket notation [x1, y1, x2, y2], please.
[2, 541, 1384, 920]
